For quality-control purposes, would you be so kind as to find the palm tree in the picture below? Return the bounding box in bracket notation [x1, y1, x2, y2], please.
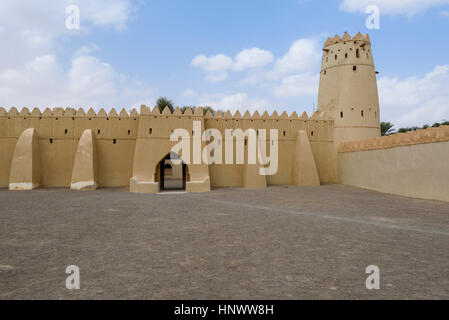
[380, 122, 395, 136]
[156, 97, 174, 114]
[181, 105, 216, 115]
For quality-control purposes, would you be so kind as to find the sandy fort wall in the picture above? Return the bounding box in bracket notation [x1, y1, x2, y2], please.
[0, 106, 138, 188]
[0, 106, 335, 191]
[338, 126, 449, 202]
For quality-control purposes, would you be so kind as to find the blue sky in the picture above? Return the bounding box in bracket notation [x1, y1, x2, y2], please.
[0, 0, 448, 128]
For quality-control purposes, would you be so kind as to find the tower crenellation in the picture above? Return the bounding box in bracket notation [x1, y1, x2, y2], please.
[317, 32, 381, 182]
[318, 31, 380, 144]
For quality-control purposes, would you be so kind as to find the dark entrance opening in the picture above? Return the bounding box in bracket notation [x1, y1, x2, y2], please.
[158, 152, 187, 192]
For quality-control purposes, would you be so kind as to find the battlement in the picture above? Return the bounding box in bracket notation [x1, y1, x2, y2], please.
[0, 106, 335, 146]
[324, 32, 370, 48]
[0, 106, 333, 122]
[338, 126, 449, 153]
[0, 106, 139, 118]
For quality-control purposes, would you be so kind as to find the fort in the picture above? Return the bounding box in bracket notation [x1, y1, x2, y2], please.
[1, 32, 448, 201]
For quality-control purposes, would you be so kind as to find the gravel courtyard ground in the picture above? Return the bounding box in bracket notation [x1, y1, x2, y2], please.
[0, 185, 448, 299]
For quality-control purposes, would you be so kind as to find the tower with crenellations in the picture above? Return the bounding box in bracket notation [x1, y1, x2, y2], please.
[317, 32, 381, 180]
[318, 32, 381, 144]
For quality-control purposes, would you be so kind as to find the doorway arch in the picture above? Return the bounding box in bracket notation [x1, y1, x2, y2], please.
[155, 152, 189, 192]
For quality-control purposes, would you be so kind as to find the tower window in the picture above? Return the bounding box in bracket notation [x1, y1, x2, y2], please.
[361, 110, 364, 117]
[353, 66, 357, 71]
[283, 131, 286, 137]
[345, 53, 348, 58]
[323, 70, 326, 75]
[335, 55, 337, 60]
[128, 130, 131, 135]
[356, 49, 360, 58]
[149, 128, 152, 134]
[340, 112, 344, 118]
[64, 129, 68, 135]
[113, 139, 117, 144]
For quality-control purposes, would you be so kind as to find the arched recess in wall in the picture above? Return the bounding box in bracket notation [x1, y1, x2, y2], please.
[154, 151, 190, 191]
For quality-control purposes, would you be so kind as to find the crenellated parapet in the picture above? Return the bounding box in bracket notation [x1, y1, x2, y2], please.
[0, 106, 139, 118]
[0, 107, 334, 142]
[202, 108, 334, 143]
[338, 126, 449, 153]
[324, 31, 370, 48]
[0, 106, 140, 140]
[0, 106, 333, 121]
[118, 105, 334, 143]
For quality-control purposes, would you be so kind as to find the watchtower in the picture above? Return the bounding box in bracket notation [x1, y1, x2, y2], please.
[318, 32, 380, 145]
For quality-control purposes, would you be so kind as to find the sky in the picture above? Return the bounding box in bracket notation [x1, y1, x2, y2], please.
[0, 0, 448, 129]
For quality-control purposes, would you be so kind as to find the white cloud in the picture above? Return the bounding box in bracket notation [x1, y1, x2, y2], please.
[0, 54, 153, 109]
[199, 93, 270, 113]
[272, 73, 319, 98]
[236, 37, 321, 101]
[204, 71, 229, 83]
[191, 48, 274, 82]
[192, 36, 321, 109]
[0, 0, 134, 71]
[0, 0, 147, 110]
[78, 0, 132, 31]
[340, 0, 449, 16]
[393, 97, 449, 127]
[68, 56, 118, 99]
[440, 10, 449, 16]
[191, 54, 234, 72]
[233, 48, 274, 71]
[378, 65, 449, 127]
[0, 55, 64, 104]
[74, 44, 100, 57]
[182, 89, 198, 97]
[191, 54, 233, 82]
[0, 0, 133, 37]
[270, 38, 321, 79]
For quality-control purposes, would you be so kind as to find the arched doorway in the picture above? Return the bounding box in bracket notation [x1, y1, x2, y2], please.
[156, 152, 189, 192]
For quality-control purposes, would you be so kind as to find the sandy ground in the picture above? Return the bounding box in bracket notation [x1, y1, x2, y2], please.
[0, 185, 448, 299]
